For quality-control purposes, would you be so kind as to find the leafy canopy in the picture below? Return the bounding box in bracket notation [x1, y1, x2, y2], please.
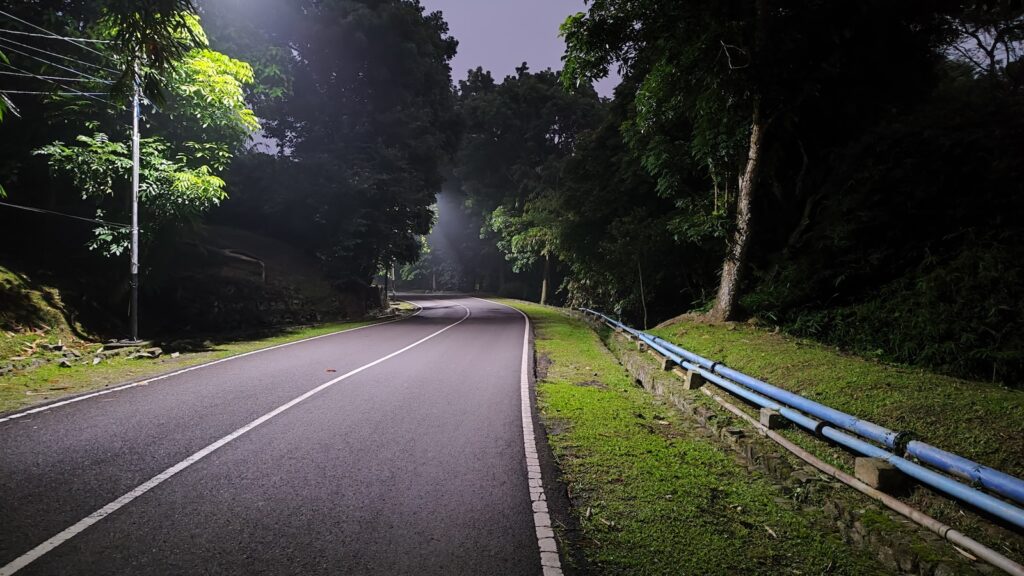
[34, 12, 258, 255]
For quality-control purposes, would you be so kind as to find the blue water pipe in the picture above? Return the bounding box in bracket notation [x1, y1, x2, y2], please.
[646, 333, 1024, 507]
[649, 335, 904, 450]
[904, 441, 1024, 507]
[580, 307, 1024, 524]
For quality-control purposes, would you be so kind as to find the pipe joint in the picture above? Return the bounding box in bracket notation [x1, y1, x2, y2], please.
[893, 430, 916, 455]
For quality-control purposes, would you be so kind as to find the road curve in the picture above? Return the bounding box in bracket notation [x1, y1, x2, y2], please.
[0, 296, 556, 575]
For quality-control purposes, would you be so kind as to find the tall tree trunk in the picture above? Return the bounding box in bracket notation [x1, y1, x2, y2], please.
[708, 0, 768, 322]
[540, 252, 551, 305]
[708, 97, 766, 321]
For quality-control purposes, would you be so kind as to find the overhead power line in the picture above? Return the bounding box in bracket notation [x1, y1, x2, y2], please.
[0, 34, 118, 74]
[0, 41, 111, 83]
[0, 68, 113, 83]
[0, 9, 113, 60]
[0, 62, 113, 104]
[0, 201, 129, 228]
[1, 89, 108, 96]
[0, 27, 112, 43]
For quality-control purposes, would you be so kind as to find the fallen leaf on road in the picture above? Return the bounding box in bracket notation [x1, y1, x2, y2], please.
[326, 368, 337, 372]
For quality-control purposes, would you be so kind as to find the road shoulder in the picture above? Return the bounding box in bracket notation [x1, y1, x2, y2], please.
[502, 300, 883, 575]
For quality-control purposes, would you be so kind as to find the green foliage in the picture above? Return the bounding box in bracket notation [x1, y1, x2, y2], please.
[546, 0, 1024, 383]
[35, 133, 228, 255]
[164, 47, 258, 140]
[21, 9, 258, 257]
[488, 204, 557, 273]
[99, 0, 205, 102]
[455, 66, 603, 293]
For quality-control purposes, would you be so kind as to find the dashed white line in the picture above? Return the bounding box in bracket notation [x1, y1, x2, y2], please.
[0, 300, 469, 576]
[0, 303, 422, 425]
[481, 298, 564, 576]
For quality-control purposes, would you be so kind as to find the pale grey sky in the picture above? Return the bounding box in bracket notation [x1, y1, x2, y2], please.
[419, 0, 620, 97]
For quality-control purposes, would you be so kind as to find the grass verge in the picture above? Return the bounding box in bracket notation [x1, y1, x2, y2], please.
[501, 300, 881, 575]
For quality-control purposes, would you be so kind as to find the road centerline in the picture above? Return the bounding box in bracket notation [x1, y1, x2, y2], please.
[0, 300, 471, 576]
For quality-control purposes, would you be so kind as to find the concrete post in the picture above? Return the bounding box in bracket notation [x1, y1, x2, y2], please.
[676, 369, 706, 390]
[855, 457, 907, 493]
[759, 408, 786, 430]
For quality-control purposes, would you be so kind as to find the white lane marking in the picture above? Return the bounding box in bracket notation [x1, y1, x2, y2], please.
[478, 298, 564, 576]
[0, 301, 470, 576]
[0, 302, 424, 425]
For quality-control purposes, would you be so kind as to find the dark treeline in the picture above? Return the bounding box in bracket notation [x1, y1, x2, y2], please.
[413, 1, 1024, 384]
[0, 0, 459, 330]
[1, 0, 1022, 384]
[203, 0, 458, 283]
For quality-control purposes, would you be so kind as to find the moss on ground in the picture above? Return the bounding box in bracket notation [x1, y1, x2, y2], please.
[647, 321, 1024, 479]
[502, 300, 882, 575]
[0, 266, 89, 361]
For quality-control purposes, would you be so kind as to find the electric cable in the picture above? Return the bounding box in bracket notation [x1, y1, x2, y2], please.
[0, 61, 113, 104]
[0, 9, 113, 59]
[0, 34, 117, 74]
[0, 89, 108, 97]
[0, 27, 112, 43]
[0, 41, 111, 83]
[0, 201, 129, 228]
[0, 69, 113, 83]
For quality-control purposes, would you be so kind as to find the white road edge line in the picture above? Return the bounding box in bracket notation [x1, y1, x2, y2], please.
[478, 298, 564, 576]
[0, 301, 423, 425]
[0, 299, 470, 576]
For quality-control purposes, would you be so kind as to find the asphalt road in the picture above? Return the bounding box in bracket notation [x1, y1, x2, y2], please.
[0, 296, 558, 575]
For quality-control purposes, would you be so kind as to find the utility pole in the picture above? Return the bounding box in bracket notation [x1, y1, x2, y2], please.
[129, 80, 140, 342]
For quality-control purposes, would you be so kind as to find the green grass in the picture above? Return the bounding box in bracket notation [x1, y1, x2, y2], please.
[0, 319, 379, 414]
[648, 321, 1024, 478]
[501, 300, 881, 575]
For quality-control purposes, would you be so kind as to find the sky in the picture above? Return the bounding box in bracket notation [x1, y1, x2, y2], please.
[419, 0, 620, 97]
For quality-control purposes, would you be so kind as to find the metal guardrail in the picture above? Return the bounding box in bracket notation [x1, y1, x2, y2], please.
[580, 308, 1024, 532]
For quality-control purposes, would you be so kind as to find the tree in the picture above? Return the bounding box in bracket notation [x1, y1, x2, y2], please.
[201, 0, 460, 286]
[101, 0, 204, 101]
[454, 65, 603, 303]
[489, 203, 560, 304]
[561, 0, 953, 320]
[34, 14, 258, 256]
